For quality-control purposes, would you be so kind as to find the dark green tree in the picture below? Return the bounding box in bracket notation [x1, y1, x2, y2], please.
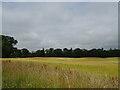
[1, 35, 18, 58]
[41, 48, 45, 57]
[10, 48, 21, 57]
[73, 48, 81, 57]
[45, 48, 54, 57]
[54, 48, 63, 57]
[1, 35, 120, 58]
[21, 48, 30, 57]
[63, 48, 73, 57]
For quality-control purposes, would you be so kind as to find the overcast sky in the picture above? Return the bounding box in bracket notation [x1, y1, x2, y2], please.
[2, 2, 118, 51]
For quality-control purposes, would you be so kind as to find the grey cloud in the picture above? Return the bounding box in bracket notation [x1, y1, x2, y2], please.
[2, 2, 118, 51]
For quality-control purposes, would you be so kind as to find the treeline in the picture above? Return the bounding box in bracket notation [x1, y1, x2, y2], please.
[1, 35, 120, 58]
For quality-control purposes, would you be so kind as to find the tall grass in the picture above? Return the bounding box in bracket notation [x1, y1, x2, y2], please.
[2, 60, 118, 88]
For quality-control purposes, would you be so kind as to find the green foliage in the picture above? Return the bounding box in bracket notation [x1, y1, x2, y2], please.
[10, 48, 21, 58]
[1, 35, 18, 58]
[54, 49, 63, 57]
[1, 35, 120, 58]
[35, 48, 45, 57]
[21, 48, 30, 57]
[45, 48, 54, 57]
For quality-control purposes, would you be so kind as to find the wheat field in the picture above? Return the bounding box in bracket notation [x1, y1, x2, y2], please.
[1, 57, 119, 88]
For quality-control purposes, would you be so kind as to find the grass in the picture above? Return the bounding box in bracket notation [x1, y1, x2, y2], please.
[1, 57, 119, 88]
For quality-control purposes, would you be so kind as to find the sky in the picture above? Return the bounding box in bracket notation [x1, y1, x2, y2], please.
[2, 2, 118, 51]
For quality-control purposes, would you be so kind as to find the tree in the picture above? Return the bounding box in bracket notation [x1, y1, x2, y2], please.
[63, 48, 68, 57]
[10, 48, 21, 57]
[63, 48, 73, 57]
[0, 35, 2, 58]
[41, 48, 45, 57]
[45, 48, 54, 57]
[1, 35, 120, 58]
[35, 50, 41, 57]
[21, 48, 30, 57]
[73, 48, 81, 57]
[54, 48, 63, 57]
[1, 35, 18, 58]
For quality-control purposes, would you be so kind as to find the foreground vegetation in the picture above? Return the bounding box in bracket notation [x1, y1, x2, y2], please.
[2, 57, 118, 88]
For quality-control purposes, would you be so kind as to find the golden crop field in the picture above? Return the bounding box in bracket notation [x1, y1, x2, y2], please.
[1, 57, 119, 88]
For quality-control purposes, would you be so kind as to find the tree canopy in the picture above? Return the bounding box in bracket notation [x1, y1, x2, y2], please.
[1, 35, 18, 58]
[1, 35, 120, 58]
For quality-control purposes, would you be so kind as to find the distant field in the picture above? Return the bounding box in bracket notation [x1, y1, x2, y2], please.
[1, 57, 119, 88]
